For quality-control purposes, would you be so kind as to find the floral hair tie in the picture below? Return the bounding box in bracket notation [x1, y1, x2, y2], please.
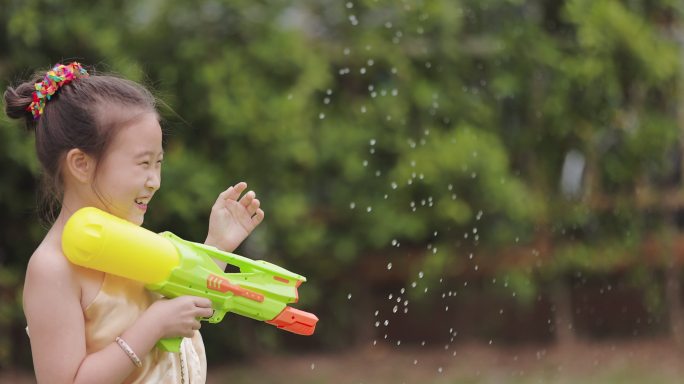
[27, 62, 89, 120]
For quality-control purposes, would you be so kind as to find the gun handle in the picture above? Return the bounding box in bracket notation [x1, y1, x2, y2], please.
[157, 337, 183, 353]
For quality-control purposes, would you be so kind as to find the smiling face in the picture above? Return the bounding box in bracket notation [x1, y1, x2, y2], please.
[92, 112, 163, 225]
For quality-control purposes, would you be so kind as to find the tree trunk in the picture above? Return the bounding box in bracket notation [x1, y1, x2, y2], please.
[552, 278, 577, 347]
[665, 257, 684, 348]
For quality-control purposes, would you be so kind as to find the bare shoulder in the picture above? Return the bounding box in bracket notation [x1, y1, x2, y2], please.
[25, 239, 104, 311]
[26, 242, 76, 286]
[24, 242, 80, 302]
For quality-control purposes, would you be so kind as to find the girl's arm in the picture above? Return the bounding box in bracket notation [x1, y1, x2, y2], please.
[24, 250, 212, 384]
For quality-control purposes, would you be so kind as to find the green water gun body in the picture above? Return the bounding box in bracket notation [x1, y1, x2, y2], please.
[62, 207, 318, 352]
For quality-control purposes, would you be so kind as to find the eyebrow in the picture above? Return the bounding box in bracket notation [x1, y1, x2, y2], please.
[135, 150, 165, 158]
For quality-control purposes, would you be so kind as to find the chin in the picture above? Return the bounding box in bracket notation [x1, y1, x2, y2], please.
[128, 212, 145, 226]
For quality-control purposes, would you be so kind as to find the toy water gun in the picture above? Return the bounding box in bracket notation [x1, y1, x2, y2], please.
[62, 207, 318, 352]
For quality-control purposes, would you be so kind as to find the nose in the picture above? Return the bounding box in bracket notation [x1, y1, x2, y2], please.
[146, 169, 161, 191]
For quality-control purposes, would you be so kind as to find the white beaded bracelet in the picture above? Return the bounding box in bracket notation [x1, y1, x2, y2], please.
[115, 336, 142, 368]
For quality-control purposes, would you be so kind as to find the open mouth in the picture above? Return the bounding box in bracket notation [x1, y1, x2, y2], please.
[135, 198, 149, 211]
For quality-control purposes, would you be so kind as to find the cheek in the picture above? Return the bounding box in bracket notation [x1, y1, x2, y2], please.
[95, 164, 142, 194]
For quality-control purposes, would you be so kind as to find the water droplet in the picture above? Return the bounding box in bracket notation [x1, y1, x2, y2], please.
[346, 2, 353, 8]
[370, 139, 376, 146]
[319, 113, 325, 119]
[349, 202, 356, 209]
[418, 271, 424, 279]
[392, 305, 398, 313]
[360, 105, 367, 113]
[311, 363, 316, 370]
[387, 263, 393, 270]
[366, 206, 372, 213]
[347, 293, 352, 299]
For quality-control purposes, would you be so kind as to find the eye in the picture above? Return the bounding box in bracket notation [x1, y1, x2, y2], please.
[140, 161, 150, 166]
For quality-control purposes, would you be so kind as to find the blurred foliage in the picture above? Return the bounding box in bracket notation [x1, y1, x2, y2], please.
[1, 0, 684, 370]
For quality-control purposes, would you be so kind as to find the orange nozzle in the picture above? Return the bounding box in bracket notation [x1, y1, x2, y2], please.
[266, 306, 318, 335]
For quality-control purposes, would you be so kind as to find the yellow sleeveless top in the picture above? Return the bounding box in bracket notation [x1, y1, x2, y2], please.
[84, 273, 207, 384]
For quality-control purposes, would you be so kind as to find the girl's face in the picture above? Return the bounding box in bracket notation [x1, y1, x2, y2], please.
[93, 112, 163, 225]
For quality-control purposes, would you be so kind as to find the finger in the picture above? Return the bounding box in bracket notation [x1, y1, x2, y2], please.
[225, 182, 247, 201]
[192, 320, 202, 330]
[192, 297, 212, 308]
[215, 187, 233, 206]
[239, 191, 255, 208]
[199, 308, 214, 319]
[247, 199, 260, 216]
[252, 209, 265, 225]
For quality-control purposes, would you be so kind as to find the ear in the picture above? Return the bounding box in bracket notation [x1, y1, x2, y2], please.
[64, 148, 96, 184]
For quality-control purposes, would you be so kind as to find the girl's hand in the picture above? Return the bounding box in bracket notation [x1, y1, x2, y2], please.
[143, 296, 214, 339]
[205, 182, 265, 253]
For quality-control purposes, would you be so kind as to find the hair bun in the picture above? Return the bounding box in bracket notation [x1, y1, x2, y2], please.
[4, 80, 36, 121]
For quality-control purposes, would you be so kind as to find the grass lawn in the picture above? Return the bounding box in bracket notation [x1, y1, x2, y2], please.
[4, 338, 682, 383]
[207, 338, 684, 384]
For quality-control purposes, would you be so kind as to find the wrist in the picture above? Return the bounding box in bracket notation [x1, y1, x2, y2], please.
[205, 237, 236, 252]
[137, 304, 165, 341]
[204, 236, 221, 250]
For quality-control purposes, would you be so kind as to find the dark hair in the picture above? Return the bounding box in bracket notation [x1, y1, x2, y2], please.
[3, 65, 158, 223]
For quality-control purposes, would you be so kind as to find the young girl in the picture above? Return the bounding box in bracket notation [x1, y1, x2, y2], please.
[4, 62, 265, 384]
